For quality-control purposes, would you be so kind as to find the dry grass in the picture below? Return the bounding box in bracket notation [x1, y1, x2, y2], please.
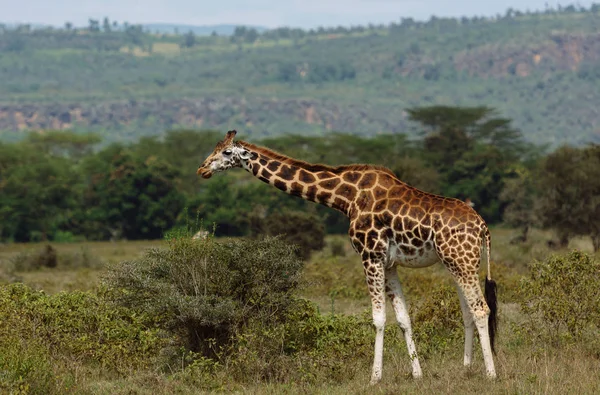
[0, 240, 162, 263]
[0, 240, 162, 292]
[65, 340, 600, 394]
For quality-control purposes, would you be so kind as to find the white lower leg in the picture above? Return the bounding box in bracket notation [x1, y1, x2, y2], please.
[370, 309, 386, 384]
[401, 322, 422, 377]
[457, 288, 474, 366]
[474, 315, 496, 378]
[385, 269, 422, 378]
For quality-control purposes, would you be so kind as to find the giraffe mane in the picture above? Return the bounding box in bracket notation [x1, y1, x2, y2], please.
[238, 141, 398, 177]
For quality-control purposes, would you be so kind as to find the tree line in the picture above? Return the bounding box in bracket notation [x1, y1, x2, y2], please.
[3, 3, 600, 52]
[0, 105, 597, 250]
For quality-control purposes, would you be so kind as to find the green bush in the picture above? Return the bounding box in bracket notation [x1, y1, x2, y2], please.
[410, 284, 463, 358]
[251, 210, 326, 260]
[519, 250, 600, 344]
[167, 296, 423, 388]
[0, 283, 168, 393]
[103, 235, 304, 358]
[201, 298, 402, 386]
[0, 335, 55, 395]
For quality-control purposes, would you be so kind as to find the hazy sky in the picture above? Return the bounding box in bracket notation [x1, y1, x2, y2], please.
[1, 1, 596, 28]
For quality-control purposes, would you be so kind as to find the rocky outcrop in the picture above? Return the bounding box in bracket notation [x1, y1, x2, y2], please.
[0, 97, 411, 138]
[454, 32, 600, 77]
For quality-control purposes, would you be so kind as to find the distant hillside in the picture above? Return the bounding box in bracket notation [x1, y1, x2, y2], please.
[143, 23, 269, 36]
[1, 6, 600, 147]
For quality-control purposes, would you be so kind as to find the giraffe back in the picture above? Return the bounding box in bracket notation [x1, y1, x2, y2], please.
[347, 169, 488, 270]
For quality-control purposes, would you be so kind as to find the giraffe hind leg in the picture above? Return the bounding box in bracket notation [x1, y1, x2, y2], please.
[385, 267, 422, 378]
[436, 234, 496, 378]
[454, 273, 496, 378]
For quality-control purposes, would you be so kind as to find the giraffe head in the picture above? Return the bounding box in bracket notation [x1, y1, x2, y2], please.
[197, 130, 252, 179]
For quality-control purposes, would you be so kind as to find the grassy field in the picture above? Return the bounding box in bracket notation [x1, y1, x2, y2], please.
[0, 228, 599, 394]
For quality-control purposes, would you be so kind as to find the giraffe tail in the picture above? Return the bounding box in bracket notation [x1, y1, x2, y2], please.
[483, 228, 497, 354]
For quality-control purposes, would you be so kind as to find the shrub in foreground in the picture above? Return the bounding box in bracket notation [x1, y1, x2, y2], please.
[519, 250, 600, 344]
[103, 235, 304, 358]
[410, 284, 463, 358]
[0, 283, 167, 393]
[174, 297, 405, 387]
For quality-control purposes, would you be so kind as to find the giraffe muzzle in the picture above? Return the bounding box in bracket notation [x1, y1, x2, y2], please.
[197, 166, 213, 179]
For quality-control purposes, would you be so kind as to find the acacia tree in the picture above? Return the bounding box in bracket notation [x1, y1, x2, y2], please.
[406, 105, 532, 222]
[535, 144, 600, 251]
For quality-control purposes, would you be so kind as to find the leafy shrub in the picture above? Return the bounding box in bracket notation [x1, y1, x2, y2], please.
[0, 283, 168, 392]
[410, 284, 463, 358]
[252, 210, 326, 260]
[212, 298, 402, 385]
[519, 250, 600, 343]
[0, 335, 55, 395]
[227, 299, 378, 382]
[103, 235, 304, 358]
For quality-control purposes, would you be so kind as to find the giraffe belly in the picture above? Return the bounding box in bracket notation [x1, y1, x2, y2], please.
[388, 242, 440, 268]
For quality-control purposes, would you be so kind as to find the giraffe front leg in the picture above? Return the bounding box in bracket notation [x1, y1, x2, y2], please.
[457, 286, 475, 367]
[364, 256, 386, 385]
[385, 267, 422, 378]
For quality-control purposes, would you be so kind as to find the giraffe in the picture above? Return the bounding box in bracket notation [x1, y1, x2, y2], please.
[197, 130, 498, 383]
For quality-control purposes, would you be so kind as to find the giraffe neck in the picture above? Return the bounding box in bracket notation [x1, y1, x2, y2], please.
[238, 141, 368, 217]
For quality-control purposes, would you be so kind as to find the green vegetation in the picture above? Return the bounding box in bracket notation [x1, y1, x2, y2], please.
[1, 104, 598, 253]
[249, 211, 326, 259]
[104, 235, 304, 357]
[0, 231, 599, 393]
[1, 6, 600, 146]
[1, 8, 600, 390]
[0, 283, 168, 393]
[534, 145, 600, 250]
[519, 250, 600, 345]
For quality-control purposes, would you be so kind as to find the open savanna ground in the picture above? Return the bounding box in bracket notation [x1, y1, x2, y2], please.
[0, 228, 599, 394]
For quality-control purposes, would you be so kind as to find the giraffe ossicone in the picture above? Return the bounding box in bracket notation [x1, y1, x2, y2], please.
[197, 130, 498, 383]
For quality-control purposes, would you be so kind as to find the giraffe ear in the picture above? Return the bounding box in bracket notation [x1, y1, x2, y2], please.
[239, 148, 252, 160]
[223, 130, 237, 144]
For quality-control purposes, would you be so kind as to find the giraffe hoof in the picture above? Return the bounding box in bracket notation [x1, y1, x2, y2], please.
[486, 371, 497, 379]
[369, 376, 382, 385]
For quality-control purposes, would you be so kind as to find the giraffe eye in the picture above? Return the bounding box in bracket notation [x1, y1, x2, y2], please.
[223, 149, 232, 156]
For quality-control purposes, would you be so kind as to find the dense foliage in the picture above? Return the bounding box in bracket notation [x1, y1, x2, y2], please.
[0, 283, 168, 393]
[0, 105, 598, 248]
[519, 251, 600, 343]
[104, 235, 304, 358]
[534, 145, 600, 250]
